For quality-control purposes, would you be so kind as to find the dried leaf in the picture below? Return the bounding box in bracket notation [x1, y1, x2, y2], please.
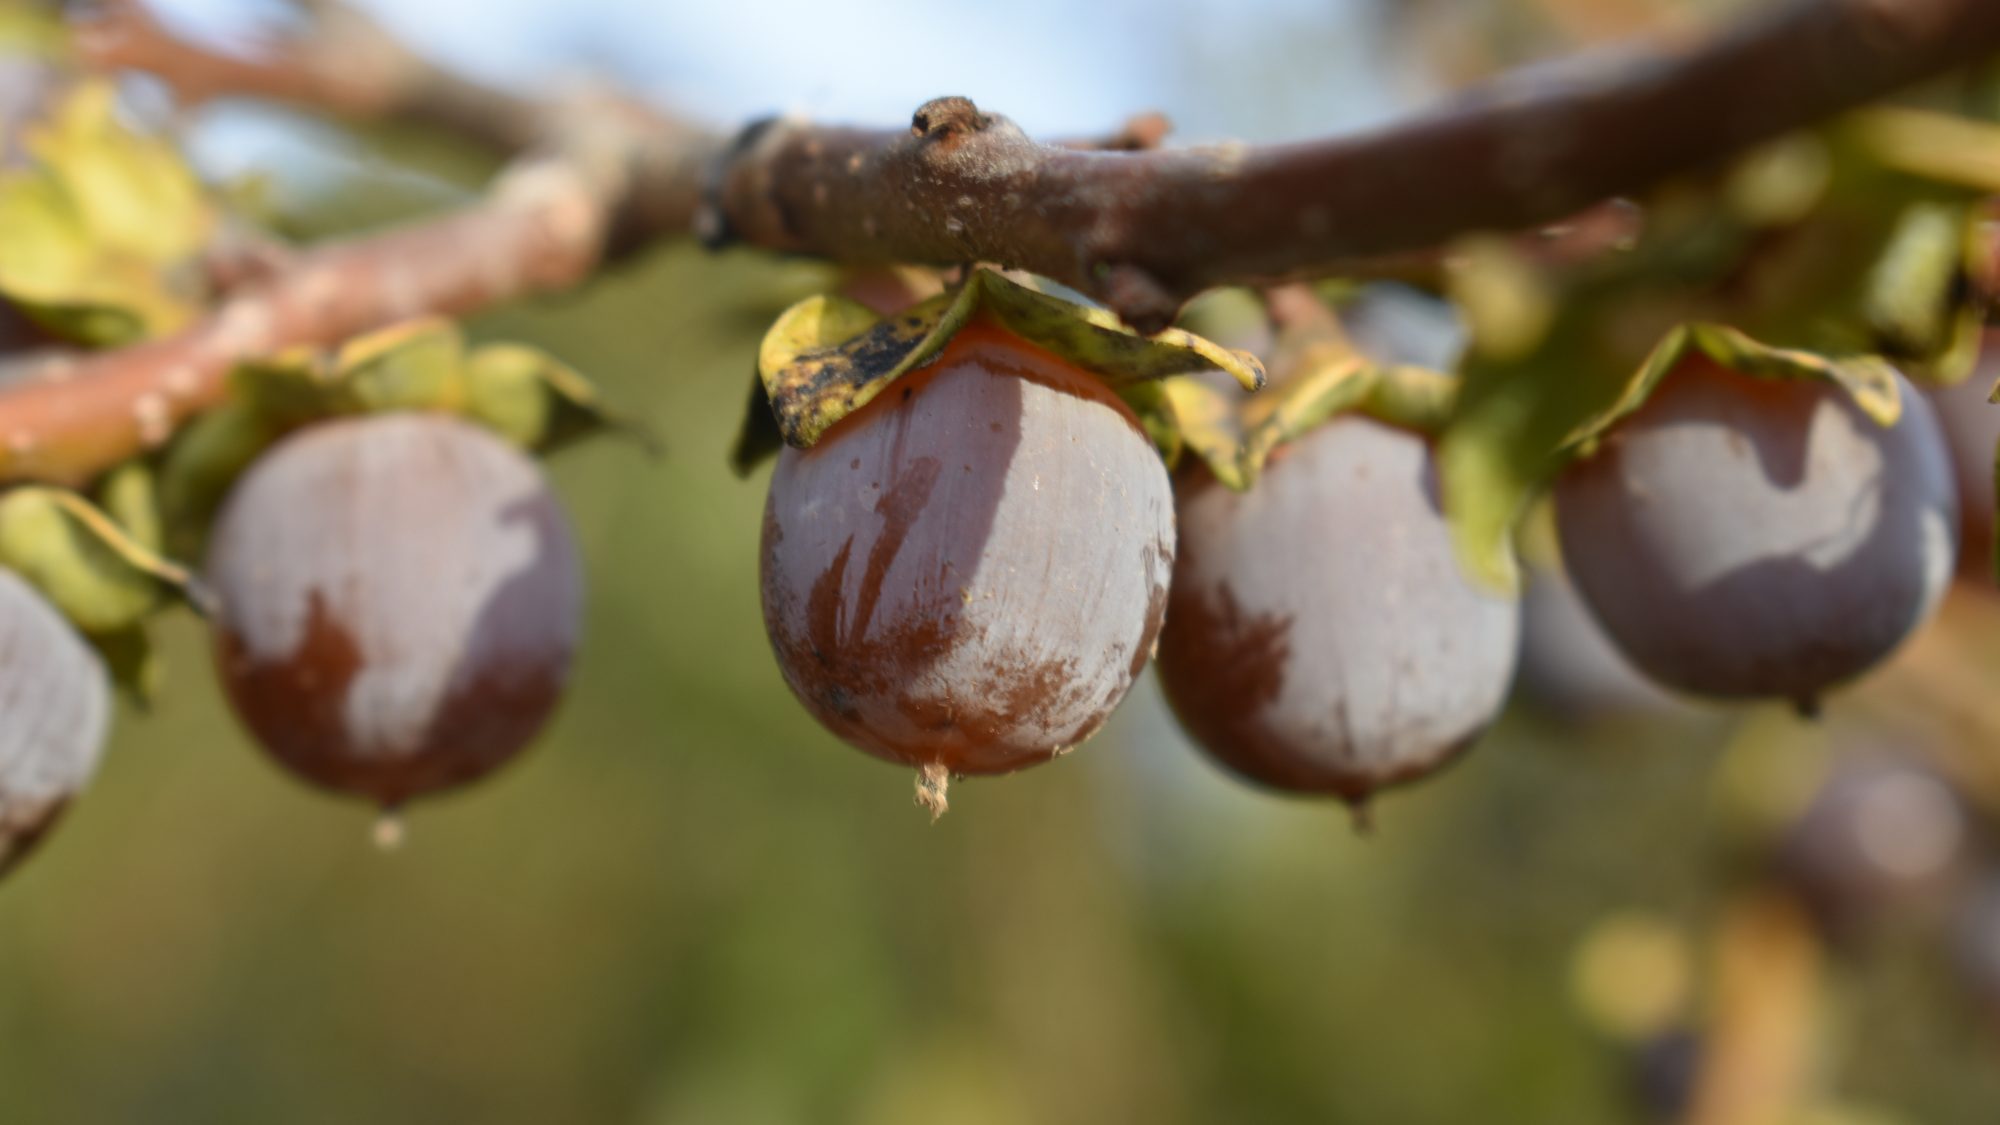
[751, 269, 1264, 455]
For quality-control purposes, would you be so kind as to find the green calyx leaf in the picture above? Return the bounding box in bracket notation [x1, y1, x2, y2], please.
[463, 342, 657, 455]
[1147, 287, 1458, 491]
[159, 318, 633, 552]
[95, 460, 163, 552]
[229, 318, 467, 423]
[90, 623, 163, 710]
[0, 5, 70, 57]
[337, 317, 468, 413]
[1435, 119, 1991, 596]
[1846, 108, 2000, 196]
[748, 267, 1265, 459]
[157, 400, 279, 561]
[1566, 323, 1903, 456]
[224, 317, 641, 452]
[0, 80, 212, 345]
[1239, 348, 1456, 485]
[1442, 307, 1912, 597]
[0, 485, 208, 635]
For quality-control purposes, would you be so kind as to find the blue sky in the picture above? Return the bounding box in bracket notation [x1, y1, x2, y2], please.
[150, 0, 1423, 183]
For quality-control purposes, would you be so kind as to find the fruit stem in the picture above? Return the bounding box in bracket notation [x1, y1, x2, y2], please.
[914, 763, 950, 822]
[1347, 798, 1376, 836]
[372, 807, 407, 851]
[1791, 695, 1823, 722]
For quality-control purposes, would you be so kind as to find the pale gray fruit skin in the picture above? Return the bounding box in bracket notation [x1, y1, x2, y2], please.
[760, 346, 1174, 777]
[1555, 362, 1958, 707]
[1952, 876, 2000, 1015]
[0, 566, 108, 877]
[1156, 416, 1521, 801]
[1778, 757, 1966, 938]
[1926, 330, 2000, 577]
[1518, 561, 1687, 719]
[207, 413, 582, 805]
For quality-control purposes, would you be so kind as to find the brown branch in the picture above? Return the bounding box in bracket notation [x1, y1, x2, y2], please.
[0, 158, 606, 485]
[76, 0, 553, 153]
[76, 0, 721, 254]
[7, 0, 2000, 486]
[706, 0, 2000, 327]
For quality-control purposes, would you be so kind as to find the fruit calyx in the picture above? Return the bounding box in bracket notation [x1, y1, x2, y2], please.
[737, 267, 1265, 472]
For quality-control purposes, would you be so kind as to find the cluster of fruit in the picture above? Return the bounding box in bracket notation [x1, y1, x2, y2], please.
[752, 271, 1971, 818]
[0, 255, 1983, 880]
[0, 314, 593, 873]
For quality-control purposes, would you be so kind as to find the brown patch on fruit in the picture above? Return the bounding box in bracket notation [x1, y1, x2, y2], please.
[1159, 577, 1492, 803]
[0, 796, 69, 880]
[1157, 579, 1296, 780]
[216, 590, 367, 792]
[217, 590, 562, 805]
[852, 455, 942, 639]
[1129, 538, 1172, 683]
[763, 324, 1172, 789]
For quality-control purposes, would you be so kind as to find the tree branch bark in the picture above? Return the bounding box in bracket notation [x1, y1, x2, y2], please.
[0, 158, 607, 485]
[5, 0, 1997, 486]
[706, 0, 2000, 327]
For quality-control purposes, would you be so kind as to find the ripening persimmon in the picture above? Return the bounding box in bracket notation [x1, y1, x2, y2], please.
[1777, 756, 1967, 941]
[1925, 332, 2000, 578]
[206, 413, 582, 812]
[1556, 357, 1957, 711]
[0, 566, 108, 878]
[759, 320, 1174, 816]
[1156, 415, 1521, 808]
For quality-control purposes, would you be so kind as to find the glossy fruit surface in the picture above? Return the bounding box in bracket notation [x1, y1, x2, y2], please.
[207, 413, 581, 807]
[1777, 757, 1966, 940]
[1517, 561, 1686, 719]
[0, 565, 108, 877]
[1927, 331, 2000, 577]
[1556, 359, 1956, 707]
[1156, 415, 1520, 803]
[760, 321, 1174, 792]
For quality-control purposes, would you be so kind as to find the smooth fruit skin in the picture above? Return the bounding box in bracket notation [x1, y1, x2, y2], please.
[207, 413, 582, 806]
[1555, 359, 1957, 707]
[760, 322, 1174, 779]
[0, 566, 108, 878]
[1777, 758, 1966, 941]
[1926, 329, 2000, 577]
[1517, 561, 1685, 719]
[1951, 877, 2000, 1022]
[1156, 416, 1521, 802]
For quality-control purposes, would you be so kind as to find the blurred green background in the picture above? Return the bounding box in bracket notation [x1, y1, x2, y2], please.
[6, 0, 2000, 1122]
[0, 241, 1995, 1123]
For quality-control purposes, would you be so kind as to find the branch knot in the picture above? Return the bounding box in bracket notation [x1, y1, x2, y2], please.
[911, 96, 990, 140]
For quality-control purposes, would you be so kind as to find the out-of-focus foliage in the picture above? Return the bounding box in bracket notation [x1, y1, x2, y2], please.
[0, 80, 212, 344]
[1, 230, 1998, 1123]
[1439, 127, 1990, 592]
[744, 268, 1263, 468]
[3, 3, 2000, 1123]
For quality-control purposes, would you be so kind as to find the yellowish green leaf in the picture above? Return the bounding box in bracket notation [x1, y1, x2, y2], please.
[0, 486, 206, 634]
[1156, 376, 1249, 489]
[753, 268, 1264, 452]
[94, 460, 162, 551]
[0, 81, 212, 343]
[337, 317, 466, 414]
[28, 82, 209, 265]
[157, 400, 277, 560]
[463, 341, 651, 453]
[89, 623, 163, 710]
